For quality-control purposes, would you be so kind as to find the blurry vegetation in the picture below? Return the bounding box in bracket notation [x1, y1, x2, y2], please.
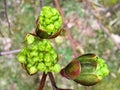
[0, 0, 120, 90]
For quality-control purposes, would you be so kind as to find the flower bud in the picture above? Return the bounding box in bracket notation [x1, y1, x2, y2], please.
[60, 54, 110, 86]
[36, 6, 62, 39]
[18, 54, 26, 63]
[18, 34, 61, 75]
[27, 66, 37, 75]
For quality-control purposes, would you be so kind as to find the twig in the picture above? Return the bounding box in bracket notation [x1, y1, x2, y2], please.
[38, 73, 47, 90]
[37, 0, 43, 12]
[49, 72, 57, 90]
[0, 29, 5, 37]
[49, 72, 73, 90]
[0, 49, 21, 56]
[4, 0, 12, 35]
[53, 0, 80, 57]
[40, 0, 43, 8]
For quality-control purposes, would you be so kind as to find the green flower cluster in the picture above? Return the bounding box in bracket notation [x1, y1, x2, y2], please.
[18, 34, 61, 75]
[95, 56, 110, 80]
[38, 6, 62, 36]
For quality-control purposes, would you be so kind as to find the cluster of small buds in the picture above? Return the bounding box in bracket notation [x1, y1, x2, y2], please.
[18, 34, 61, 75]
[36, 6, 62, 38]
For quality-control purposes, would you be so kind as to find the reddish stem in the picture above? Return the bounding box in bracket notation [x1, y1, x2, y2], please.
[38, 73, 47, 90]
[53, 0, 79, 57]
[49, 72, 73, 90]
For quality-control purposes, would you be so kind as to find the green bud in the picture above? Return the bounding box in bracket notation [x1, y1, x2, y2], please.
[45, 18, 51, 25]
[28, 66, 37, 75]
[51, 15, 59, 21]
[44, 53, 51, 63]
[58, 16, 62, 24]
[53, 64, 61, 73]
[42, 6, 52, 18]
[30, 51, 38, 57]
[40, 16, 44, 24]
[37, 63, 46, 71]
[28, 59, 35, 66]
[45, 62, 52, 66]
[50, 49, 58, 61]
[26, 63, 33, 68]
[32, 45, 38, 51]
[18, 54, 26, 63]
[51, 8, 59, 15]
[39, 53, 43, 60]
[33, 56, 39, 62]
[40, 11, 44, 16]
[45, 11, 53, 18]
[20, 47, 27, 55]
[38, 42, 45, 51]
[45, 42, 52, 51]
[46, 24, 55, 33]
[25, 34, 35, 44]
[26, 52, 32, 59]
[36, 6, 62, 38]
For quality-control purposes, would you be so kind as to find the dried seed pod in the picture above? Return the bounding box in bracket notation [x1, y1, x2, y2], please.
[60, 54, 110, 86]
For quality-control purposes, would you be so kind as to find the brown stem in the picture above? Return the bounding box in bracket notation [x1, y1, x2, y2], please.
[38, 73, 47, 90]
[53, 0, 80, 57]
[49, 72, 73, 90]
[4, 0, 12, 35]
[49, 72, 57, 90]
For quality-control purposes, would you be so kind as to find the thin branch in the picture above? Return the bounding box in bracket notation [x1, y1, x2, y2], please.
[0, 49, 21, 56]
[0, 29, 5, 37]
[4, 0, 12, 35]
[48, 72, 57, 90]
[40, 0, 43, 8]
[103, 2, 120, 17]
[37, 0, 43, 13]
[48, 72, 73, 90]
[38, 73, 47, 90]
[53, 0, 80, 57]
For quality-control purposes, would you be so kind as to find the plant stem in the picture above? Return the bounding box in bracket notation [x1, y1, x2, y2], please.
[53, 0, 80, 57]
[49, 72, 57, 90]
[38, 73, 47, 90]
[49, 72, 73, 90]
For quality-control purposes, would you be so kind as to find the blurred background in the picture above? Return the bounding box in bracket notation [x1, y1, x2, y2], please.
[0, 0, 120, 90]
